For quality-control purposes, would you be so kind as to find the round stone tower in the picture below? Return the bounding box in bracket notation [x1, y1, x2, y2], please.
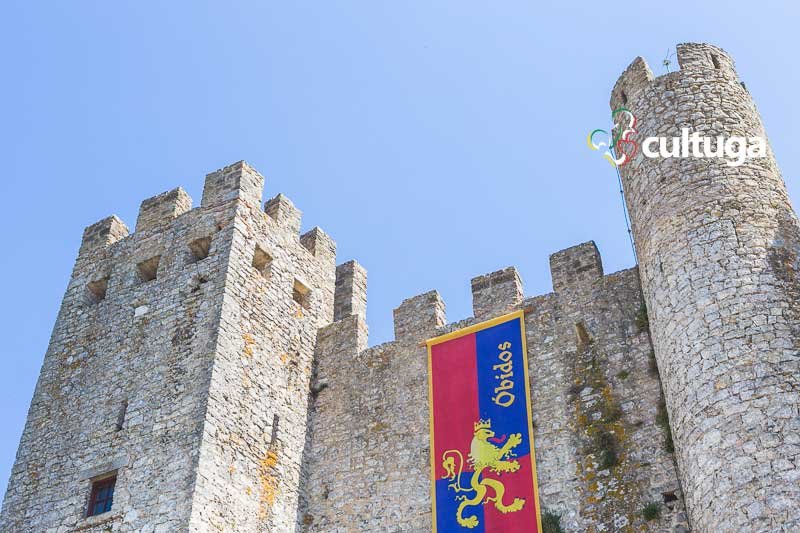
[611, 43, 800, 531]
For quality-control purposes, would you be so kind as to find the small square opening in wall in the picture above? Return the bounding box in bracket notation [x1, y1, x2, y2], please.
[86, 277, 109, 304]
[137, 256, 160, 283]
[293, 279, 311, 309]
[252, 245, 272, 278]
[87, 473, 116, 517]
[188, 236, 212, 263]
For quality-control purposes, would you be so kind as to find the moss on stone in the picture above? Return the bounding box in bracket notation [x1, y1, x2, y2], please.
[656, 396, 675, 454]
[541, 509, 564, 533]
[641, 501, 661, 521]
[634, 303, 649, 333]
[592, 431, 620, 470]
[647, 349, 658, 376]
[571, 321, 644, 528]
[600, 386, 623, 423]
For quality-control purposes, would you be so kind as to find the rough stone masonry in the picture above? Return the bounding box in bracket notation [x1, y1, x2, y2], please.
[613, 43, 800, 531]
[0, 42, 797, 533]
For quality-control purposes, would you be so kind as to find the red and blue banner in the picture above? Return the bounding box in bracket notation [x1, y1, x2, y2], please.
[426, 310, 542, 532]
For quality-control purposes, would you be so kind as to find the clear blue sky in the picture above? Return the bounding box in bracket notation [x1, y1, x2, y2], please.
[1, 1, 798, 496]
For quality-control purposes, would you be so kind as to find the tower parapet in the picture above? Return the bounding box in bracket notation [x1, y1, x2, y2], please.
[612, 43, 800, 530]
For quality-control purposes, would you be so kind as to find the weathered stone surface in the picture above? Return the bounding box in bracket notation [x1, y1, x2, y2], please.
[300, 242, 687, 532]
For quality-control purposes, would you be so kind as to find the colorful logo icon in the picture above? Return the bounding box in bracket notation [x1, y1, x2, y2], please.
[588, 107, 767, 168]
[587, 107, 638, 167]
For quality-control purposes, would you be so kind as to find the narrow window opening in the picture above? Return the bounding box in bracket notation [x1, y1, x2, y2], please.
[188, 236, 212, 263]
[292, 279, 311, 309]
[86, 277, 109, 304]
[270, 414, 280, 446]
[137, 256, 160, 283]
[87, 474, 117, 517]
[619, 90, 628, 104]
[711, 54, 721, 69]
[252, 246, 273, 278]
[115, 400, 128, 432]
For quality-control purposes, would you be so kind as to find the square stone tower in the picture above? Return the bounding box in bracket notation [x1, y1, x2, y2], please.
[0, 162, 337, 532]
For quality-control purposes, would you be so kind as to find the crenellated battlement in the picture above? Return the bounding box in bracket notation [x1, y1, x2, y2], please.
[347, 240, 617, 350]
[314, 240, 617, 350]
[300, 227, 336, 266]
[610, 57, 654, 111]
[73, 173, 621, 353]
[611, 42, 740, 111]
[70, 161, 338, 326]
[674, 42, 735, 75]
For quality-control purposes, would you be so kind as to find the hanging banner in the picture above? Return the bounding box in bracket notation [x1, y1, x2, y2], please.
[426, 310, 542, 533]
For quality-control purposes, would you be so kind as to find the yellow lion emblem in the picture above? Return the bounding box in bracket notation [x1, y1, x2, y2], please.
[441, 419, 525, 528]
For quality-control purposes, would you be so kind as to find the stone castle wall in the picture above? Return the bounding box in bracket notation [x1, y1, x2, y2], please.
[301, 242, 688, 532]
[613, 43, 800, 530]
[0, 154, 690, 532]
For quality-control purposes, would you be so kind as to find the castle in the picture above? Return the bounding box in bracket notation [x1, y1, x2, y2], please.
[1, 43, 798, 532]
